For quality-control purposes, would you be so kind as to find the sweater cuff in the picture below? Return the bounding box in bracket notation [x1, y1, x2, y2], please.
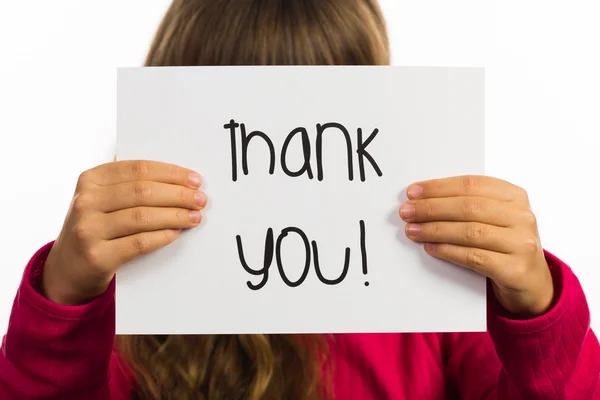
[18, 241, 116, 321]
[487, 250, 589, 335]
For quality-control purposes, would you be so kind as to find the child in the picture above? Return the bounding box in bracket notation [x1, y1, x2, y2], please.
[1, 0, 598, 399]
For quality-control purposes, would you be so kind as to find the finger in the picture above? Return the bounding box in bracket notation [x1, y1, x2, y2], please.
[102, 207, 202, 239]
[407, 176, 528, 203]
[95, 181, 207, 212]
[399, 196, 529, 227]
[405, 221, 516, 253]
[86, 160, 202, 189]
[423, 242, 510, 281]
[108, 229, 183, 268]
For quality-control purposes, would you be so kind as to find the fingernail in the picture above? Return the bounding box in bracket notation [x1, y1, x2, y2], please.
[407, 184, 423, 199]
[424, 243, 436, 251]
[400, 203, 416, 219]
[189, 210, 201, 224]
[175, 228, 183, 234]
[194, 191, 207, 207]
[189, 172, 202, 188]
[406, 223, 421, 235]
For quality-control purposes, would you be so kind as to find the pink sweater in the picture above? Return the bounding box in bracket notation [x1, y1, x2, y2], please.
[1, 242, 599, 399]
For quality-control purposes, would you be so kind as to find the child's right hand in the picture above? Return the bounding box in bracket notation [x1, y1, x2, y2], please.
[41, 160, 207, 305]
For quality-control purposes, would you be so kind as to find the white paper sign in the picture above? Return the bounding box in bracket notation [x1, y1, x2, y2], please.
[116, 66, 486, 335]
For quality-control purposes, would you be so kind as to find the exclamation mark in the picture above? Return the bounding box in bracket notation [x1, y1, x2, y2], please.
[359, 220, 369, 286]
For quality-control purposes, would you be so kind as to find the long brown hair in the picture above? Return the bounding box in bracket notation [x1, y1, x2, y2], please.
[116, 0, 389, 399]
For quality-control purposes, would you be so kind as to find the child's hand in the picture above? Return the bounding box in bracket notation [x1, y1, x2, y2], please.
[399, 176, 554, 317]
[43, 160, 207, 305]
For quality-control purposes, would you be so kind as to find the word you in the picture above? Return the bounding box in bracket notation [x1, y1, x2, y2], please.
[224, 119, 384, 182]
[236, 220, 369, 290]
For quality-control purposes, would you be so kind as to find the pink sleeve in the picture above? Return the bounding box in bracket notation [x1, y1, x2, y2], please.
[0, 242, 134, 400]
[444, 251, 600, 400]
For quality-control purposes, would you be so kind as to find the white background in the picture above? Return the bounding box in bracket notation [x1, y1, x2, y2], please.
[0, 0, 598, 333]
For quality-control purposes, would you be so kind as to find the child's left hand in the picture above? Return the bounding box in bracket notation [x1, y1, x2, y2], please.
[399, 176, 554, 317]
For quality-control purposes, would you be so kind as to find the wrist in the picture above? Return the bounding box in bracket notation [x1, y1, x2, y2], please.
[42, 250, 111, 306]
[523, 262, 555, 316]
[492, 267, 554, 318]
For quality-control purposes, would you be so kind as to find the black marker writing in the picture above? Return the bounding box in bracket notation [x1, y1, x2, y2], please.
[316, 122, 354, 181]
[281, 127, 313, 178]
[312, 241, 351, 285]
[357, 128, 383, 182]
[236, 228, 274, 290]
[359, 219, 369, 286]
[224, 119, 277, 182]
[236, 220, 369, 290]
[224, 120, 239, 182]
[225, 119, 383, 182]
[276, 227, 311, 287]
[240, 123, 276, 178]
